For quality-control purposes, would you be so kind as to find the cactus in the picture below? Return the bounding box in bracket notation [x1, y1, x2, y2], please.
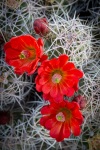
[0, 0, 100, 149]
[0, 59, 33, 109]
[45, 15, 92, 67]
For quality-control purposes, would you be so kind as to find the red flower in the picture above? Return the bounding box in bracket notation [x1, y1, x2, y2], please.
[35, 55, 83, 102]
[0, 111, 10, 125]
[33, 18, 50, 36]
[40, 100, 84, 142]
[4, 35, 47, 75]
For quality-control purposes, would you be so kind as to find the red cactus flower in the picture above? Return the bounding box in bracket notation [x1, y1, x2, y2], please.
[35, 55, 83, 102]
[73, 95, 87, 110]
[0, 111, 10, 125]
[40, 100, 84, 142]
[4, 35, 47, 75]
[33, 18, 50, 36]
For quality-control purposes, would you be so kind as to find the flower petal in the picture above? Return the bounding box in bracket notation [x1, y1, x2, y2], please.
[42, 82, 52, 94]
[65, 87, 75, 97]
[45, 117, 56, 130]
[65, 101, 75, 109]
[50, 121, 64, 142]
[39, 75, 49, 85]
[63, 62, 75, 71]
[9, 59, 27, 68]
[73, 83, 79, 91]
[53, 94, 63, 103]
[35, 76, 42, 92]
[38, 66, 44, 75]
[68, 69, 83, 79]
[39, 54, 48, 62]
[19, 35, 38, 48]
[72, 109, 83, 124]
[64, 78, 75, 87]
[41, 105, 51, 115]
[10, 37, 21, 50]
[49, 58, 59, 69]
[40, 116, 50, 126]
[50, 84, 58, 98]
[14, 59, 38, 75]
[71, 118, 81, 136]
[62, 122, 71, 138]
[4, 48, 20, 60]
[59, 55, 69, 67]
[37, 38, 44, 47]
[43, 93, 50, 101]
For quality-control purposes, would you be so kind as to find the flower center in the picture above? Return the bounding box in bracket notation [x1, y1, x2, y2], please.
[52, 73, 62, 83]
[19, 50, 30, 59]
[60, 108, 72, 121]
[56, 112, 65, 122]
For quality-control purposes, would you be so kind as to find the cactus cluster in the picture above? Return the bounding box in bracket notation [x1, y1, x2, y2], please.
[0, 0, 100, 149]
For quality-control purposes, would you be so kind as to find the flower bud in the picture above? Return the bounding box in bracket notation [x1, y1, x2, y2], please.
[33, 18, 50, 36]
[0, 111, 10, 125]
[73, 95, 87, 110]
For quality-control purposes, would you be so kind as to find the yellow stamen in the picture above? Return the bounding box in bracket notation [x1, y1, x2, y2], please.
[19, 50, 30, 59]
[52, 73, 62, 83]
[56, 112, 65, 122]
